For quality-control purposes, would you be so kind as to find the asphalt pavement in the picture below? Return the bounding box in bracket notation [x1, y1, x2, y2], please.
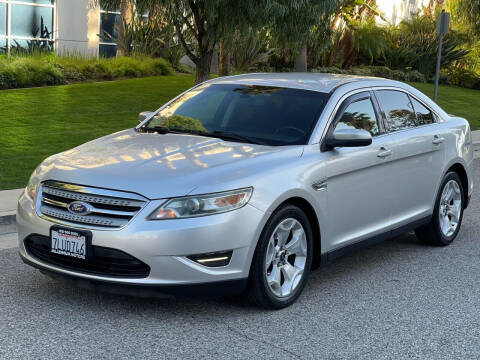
[1, 159, 479, 360]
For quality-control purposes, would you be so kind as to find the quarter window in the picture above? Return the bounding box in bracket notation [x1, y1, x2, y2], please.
[410, 96, 435, 125]
[335, 98, 379, 136]
[376, 90, 416, 132]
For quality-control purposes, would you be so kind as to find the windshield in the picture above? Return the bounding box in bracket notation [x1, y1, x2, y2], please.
[142, 83, 329, 146]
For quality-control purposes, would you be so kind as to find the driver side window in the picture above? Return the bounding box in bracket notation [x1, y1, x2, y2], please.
[335, 98, 379, 136]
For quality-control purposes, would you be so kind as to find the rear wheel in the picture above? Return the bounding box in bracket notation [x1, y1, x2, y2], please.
[415, 172, 464, 246]
[248, 205, 313, 309]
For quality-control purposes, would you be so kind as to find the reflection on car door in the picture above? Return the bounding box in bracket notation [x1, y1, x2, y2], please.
[320, 91, 396, 252]
[373, 89, 445, 229]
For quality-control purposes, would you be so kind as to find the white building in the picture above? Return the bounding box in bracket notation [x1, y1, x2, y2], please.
[376, 0, 441, 25]
[0, 0, 434, 58]
[0, 0, 120, 57]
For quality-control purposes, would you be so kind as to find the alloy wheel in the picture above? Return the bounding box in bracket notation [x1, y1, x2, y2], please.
[265, 218, 307, 298]
[439, 179, 462, 237]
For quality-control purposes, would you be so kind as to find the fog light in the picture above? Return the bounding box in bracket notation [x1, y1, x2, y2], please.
[187, 251, 233, 267]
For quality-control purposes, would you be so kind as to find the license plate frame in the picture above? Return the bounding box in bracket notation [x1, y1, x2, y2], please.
[50, 226, 91, 260]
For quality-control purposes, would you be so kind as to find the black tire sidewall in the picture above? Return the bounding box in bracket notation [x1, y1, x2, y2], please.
[250, 205, 314, 309]
[432, 172, 465, 244]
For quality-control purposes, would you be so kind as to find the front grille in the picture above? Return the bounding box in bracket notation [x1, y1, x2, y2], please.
[25, 235, 150, 278]
[38, 181, 148, 229]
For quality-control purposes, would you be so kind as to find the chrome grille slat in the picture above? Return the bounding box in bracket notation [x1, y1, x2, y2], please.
[40, 206, 128, 227]
[37, 182, 148, 230]
[42, 186, 145, 208]
[42, 197, 68, 208]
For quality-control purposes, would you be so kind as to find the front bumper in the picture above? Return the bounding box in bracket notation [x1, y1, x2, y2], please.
[20, 254, 248, 297]
[17, 191, 265, 290]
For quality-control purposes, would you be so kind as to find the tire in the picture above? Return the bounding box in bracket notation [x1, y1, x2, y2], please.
[248, 205, 313, 309]
[415, 171, 464, 246]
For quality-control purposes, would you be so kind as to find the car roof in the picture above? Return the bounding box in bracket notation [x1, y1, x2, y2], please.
[207, 72, 398, 93]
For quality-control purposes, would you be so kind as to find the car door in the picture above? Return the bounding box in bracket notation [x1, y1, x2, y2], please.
[373, 89, 445, 230]
[319, 91, 397, 252]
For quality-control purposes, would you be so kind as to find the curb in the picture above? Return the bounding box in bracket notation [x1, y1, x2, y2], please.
[0, 214, 16, 226]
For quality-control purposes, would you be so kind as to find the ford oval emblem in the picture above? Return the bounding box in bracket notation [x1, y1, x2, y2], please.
[67, 201, 93, 216]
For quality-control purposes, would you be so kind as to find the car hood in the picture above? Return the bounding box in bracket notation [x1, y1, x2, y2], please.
[37, 129, 303, 199]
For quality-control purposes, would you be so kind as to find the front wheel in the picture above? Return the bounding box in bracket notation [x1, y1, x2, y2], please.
[415, 171, 464, 246]
[248, 205, 313, 309]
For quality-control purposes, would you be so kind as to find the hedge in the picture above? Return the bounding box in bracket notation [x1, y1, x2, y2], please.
[311, 66, 427, 83]
[0, 55, 174, 90]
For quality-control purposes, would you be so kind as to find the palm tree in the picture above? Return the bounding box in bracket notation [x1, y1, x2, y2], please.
[327, 0, 386, 68]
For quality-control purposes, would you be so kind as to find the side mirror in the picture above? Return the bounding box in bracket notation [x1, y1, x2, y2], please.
[325, 129, 372, 149]
[138, 111, 154, 123]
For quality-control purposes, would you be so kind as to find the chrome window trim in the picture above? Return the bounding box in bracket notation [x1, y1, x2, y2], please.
[316, 86, 444, 145]
[313, 87, 374, 146]
[370, 86, 443, 124]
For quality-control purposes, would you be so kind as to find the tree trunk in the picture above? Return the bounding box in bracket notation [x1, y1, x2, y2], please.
[218, 40, 230, 76]
[294, 45, 308, 72]
[195, 51, 213, 84]
[117, 0, 132, 57]
[327, 36, 340, 67]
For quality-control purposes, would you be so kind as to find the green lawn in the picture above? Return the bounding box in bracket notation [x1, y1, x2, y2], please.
[408, 82, 480, 130]
[0, 75, 195, 190]
[0, 75, 479, 191]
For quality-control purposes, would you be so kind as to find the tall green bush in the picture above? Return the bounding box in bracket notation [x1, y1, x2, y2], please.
[0, 55, 174, 90]
[382, 14, 469, 79]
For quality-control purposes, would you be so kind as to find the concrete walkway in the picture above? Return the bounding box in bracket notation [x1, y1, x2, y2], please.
[1, 130, 480, 225]
[0, 188, 23, 226]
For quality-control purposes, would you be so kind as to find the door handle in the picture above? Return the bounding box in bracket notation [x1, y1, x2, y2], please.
[377, 147, 392, 158]
[432, 136, 445, 145]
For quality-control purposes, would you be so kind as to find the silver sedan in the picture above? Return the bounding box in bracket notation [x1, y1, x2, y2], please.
[17, 73, 474, 309]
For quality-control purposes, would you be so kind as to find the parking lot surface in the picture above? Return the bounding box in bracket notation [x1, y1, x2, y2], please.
[1, 159, 479, 359]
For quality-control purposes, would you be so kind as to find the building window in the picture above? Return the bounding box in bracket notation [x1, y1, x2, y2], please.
[99, 1, 119, 58]
[0, 0, 55, 53]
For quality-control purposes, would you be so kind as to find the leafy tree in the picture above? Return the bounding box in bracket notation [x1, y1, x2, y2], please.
[327, 0, 385, 68]
[265, 0, 339, 72]
[451, 0, 480, 38]
[382, 13, 469, 78]
[95, 0, 340, 81]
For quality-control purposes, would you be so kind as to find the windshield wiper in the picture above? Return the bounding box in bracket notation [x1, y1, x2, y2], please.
[141, 127, 265, 145]
[211, 130, 266, 145]
[142, 126, 209, 136]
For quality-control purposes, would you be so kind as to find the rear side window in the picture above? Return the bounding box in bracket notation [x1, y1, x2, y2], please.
[410, 96, 435, 125]
[335, 98, 379, 136]
[375, 90, 416, 132]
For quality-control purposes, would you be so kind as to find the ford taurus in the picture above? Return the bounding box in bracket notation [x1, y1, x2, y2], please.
[17, 73, 474, 309]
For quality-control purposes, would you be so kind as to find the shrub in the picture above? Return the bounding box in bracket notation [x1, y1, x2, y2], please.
[405, 70, 425, 83]
[0, 55, 175, 90]
[449, 68, 480, 89]
[0, 57, 64, 89]
[311, 65, 427, 83]
[311, 66, 349, 74]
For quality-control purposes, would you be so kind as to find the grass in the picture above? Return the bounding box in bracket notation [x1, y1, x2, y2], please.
[408, 82, 480, 130]
[0, 75, 479, 190]
[0, 75, 194, 190]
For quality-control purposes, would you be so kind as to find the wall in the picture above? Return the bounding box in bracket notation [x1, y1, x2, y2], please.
[376, 0, 432, 25]
[56, 0, 99, 56]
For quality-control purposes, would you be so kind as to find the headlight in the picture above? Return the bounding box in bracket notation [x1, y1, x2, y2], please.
[148, 188, 253, 220]
[25, 168, 41, 201]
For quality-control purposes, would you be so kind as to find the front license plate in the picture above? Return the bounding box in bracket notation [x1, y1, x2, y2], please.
[51, 228, 87, 260]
